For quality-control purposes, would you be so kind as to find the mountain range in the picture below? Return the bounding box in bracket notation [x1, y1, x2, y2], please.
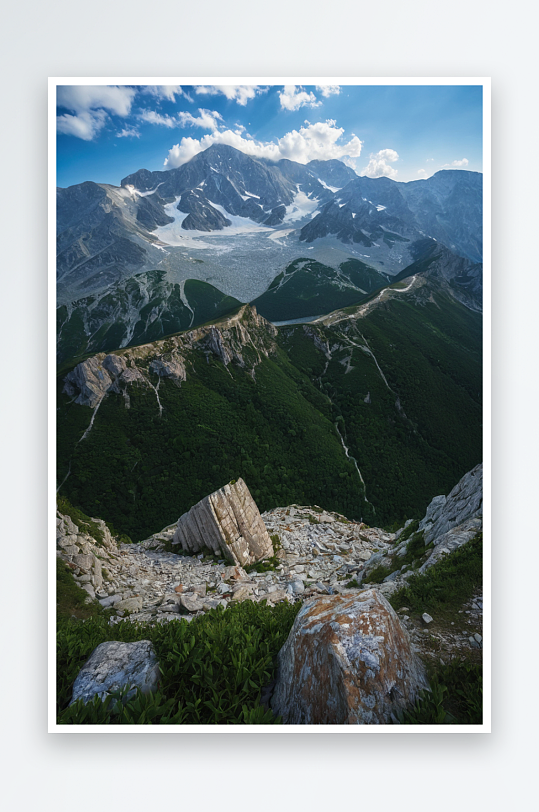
[57, 144, 482, 364]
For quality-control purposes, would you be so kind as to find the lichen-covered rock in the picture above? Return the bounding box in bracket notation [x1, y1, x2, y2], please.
[420, 464, 482, 545]
[173, 478, 274, 566]
[70, 640, 160, 705]
[271, 590, 429, 725]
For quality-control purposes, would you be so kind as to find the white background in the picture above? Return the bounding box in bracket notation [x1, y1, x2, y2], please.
[1, 2, 535, 809]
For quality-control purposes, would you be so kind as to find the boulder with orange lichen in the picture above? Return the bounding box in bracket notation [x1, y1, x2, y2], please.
[271, 589, 429, 725]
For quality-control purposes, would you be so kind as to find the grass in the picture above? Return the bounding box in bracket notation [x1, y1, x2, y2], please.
[57, 600, 301, 725]
[56, 558, 105, 621]
[389, 532, 483, 614]
[396, 659, 482, 725]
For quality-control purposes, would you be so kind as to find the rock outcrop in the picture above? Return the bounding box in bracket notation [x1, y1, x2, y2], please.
[62, 305, 277, 409]
[63, 353, 144, 408]
[173, 478, 274, 566]
[419, 463, 482, 545]
[70, 641, 160, 705]
[271, 590, 429, 724]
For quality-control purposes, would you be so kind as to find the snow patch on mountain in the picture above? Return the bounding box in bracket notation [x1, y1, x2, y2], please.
[284, 189, 320, 223]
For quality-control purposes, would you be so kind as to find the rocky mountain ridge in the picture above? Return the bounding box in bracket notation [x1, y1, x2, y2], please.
[57, 144, 482, 310]
[63, 304, 277, 408]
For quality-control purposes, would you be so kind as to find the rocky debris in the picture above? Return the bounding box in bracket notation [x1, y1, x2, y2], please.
[271, 590, 429, 724]
[422, 613, 433, 625]
[70, 640, 160, 706]
[173, 478, 274, 566]
[420, 463, 482, 545]
[56, 465, 483, 654]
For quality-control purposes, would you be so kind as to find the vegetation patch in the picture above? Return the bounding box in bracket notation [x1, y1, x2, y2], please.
[56, 559, 105, 621]
[396, 659, 482, 725]
[57, 600, 301, 725]
[390, 533, 482, 613]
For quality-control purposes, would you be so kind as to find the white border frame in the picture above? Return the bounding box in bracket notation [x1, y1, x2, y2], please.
[49, 77, 491, 734]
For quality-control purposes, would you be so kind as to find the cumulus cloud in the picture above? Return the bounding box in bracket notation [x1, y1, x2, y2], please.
[178, 109, 224, 130]
[57, 109, 107, 141]
[139, 110, 177, 128]
[194, 85, 264, 105]
[360, 148, 399, 179]
[279, 85, 321, 111]
[56, 85, 136, 140]
[164, 119, 362, 168]
[140, 85, 185, 102]
[417, 169, 428, 178]
[116, 125, 140, 139]
[444, 158, 469, 167]
[316, 85, 341, 98]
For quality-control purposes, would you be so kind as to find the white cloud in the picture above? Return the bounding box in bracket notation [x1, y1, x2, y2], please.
[279, 85, 321, 111]
[360, 148, 399, 179]
[315, 85, 341, 98]
[194, 85, 264, 105]
[140, 85, 185, 102]
[178, 109, 224, 130]
[116, 125, 140, 139]
[57, 85, 136, 116]
[444, 158, 469, 167]
[56, 85, 136, 140]
[164, 119, 362, 168]
[139, 110, 177, 128]
[417, 169, 428, 178]
[57, 109, 107, 141]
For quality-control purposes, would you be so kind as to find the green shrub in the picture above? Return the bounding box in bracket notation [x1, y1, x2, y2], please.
[396, 660, 482, 725]
[57, 600, 301, 725]
[390, 532, 483, 613]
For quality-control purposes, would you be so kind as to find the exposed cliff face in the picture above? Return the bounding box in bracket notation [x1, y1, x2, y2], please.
[62, 305, 277, 408]
[419, 463, 483, 545]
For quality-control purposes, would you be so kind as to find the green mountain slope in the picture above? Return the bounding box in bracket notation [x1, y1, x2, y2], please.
[251, 257, 389, 321]
[56, 271, 241, 364]
[280, 277, 482, 522]
[57, 307, 364, 540]
[57, 278, 481, 540]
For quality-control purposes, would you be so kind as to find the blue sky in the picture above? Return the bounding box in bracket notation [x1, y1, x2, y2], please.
[56, 83, 483, 188]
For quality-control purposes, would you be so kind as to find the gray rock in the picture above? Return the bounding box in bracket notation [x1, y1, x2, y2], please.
[180, 594, 206, 613]
[99, 594, 122, 608]
[73, 554, 93, 571]
[70, 641, 160, 705]
[82, 583, 95, 599]
[173, 479, 274, 566]
[419, 464, 482, 545]
[422, 613, 434, 624]
[271, 591, 429, 725]
[115, 596, 143, 613]
[287, 579, 305, 595]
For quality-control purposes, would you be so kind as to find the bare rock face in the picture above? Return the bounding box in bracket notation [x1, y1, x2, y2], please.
[63, 353, 145, 407]
[173, 478, 274, 566]
[271, 590, 429, 725]
[420, 463, 482, 545]
[70, 641, 160, 706]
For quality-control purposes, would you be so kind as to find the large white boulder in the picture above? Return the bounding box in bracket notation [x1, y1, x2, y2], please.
[173, 478, 274, 566]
